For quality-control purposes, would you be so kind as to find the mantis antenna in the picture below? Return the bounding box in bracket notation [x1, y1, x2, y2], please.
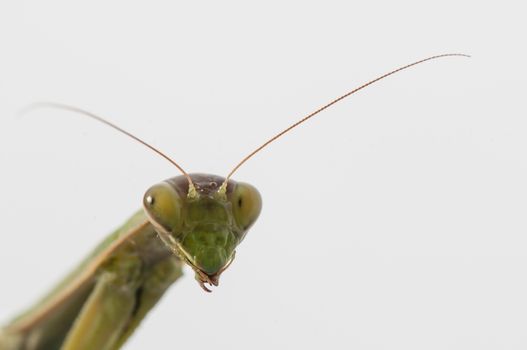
[219, 53, 470, 193]
[19, 102, 198, 198]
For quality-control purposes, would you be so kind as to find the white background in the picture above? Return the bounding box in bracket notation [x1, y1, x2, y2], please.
[0, 1, 526, 349]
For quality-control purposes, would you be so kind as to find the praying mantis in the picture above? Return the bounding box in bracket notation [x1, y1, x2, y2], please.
[0, 53, 468, 350]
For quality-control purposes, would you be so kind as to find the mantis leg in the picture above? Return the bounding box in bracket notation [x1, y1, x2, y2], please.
[111, 257, 183, 350]
[59, 271, 137, 350]
[60, 256, 183, 350]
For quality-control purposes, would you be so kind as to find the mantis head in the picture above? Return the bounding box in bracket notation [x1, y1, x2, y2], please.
[143, 174, 262, 292]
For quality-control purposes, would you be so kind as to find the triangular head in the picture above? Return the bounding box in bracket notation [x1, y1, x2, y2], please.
[143, 173, 262, 291]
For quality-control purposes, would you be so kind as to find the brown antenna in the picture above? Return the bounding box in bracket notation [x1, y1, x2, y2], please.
[220, 53, 469, 191]
[19, 102, 198, 198]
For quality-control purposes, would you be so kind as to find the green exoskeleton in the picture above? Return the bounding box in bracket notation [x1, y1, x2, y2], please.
[0, 54, 468, 350]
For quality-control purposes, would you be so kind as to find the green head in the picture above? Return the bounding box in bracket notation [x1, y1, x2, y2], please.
[143, 174, 261, 291]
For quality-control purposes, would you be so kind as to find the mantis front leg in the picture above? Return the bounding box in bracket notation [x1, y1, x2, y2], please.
[61, 250, 183, 350]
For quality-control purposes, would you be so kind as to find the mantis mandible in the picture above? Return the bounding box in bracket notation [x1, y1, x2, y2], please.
[0, 54, 468, 350]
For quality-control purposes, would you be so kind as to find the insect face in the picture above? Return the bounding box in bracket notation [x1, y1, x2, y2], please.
[143, 174, 261, 291]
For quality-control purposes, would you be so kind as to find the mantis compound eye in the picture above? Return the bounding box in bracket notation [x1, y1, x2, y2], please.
[143, 182, 183, 234]
[230, 182, 262, 233]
